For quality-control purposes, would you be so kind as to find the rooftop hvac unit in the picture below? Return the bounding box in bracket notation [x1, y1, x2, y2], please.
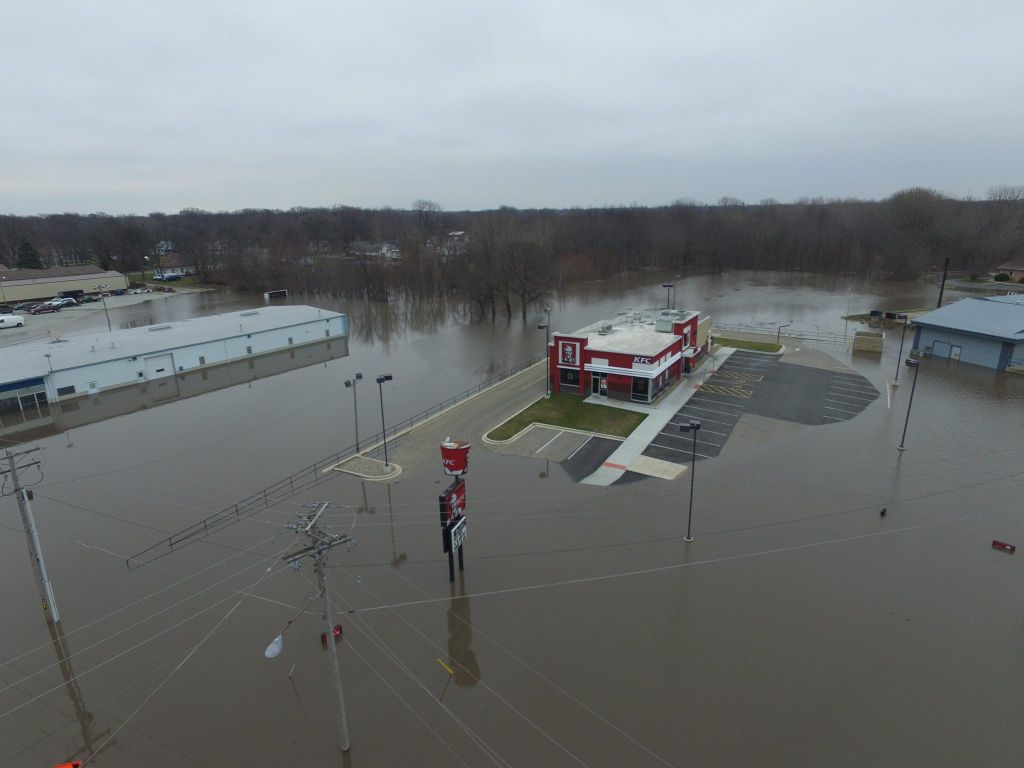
[600, 323, 613, 334]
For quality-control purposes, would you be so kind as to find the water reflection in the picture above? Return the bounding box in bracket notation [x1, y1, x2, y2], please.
[1, 338, 347, 446]
[446, 574, 479, 689]
[384, 484, 407, 567]
[47, 621, 113, 764]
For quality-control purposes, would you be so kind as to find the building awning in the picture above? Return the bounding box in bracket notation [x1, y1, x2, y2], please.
[585, 351, 682, 379]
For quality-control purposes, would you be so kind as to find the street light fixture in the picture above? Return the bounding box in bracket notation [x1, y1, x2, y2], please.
[662, 283, 674, 310]
[94, 284, 112, 332]
[376, 374, 393, 468]
[680, 419, 701, 541]
[344, 373, 363, 451]
[892, 314, 909, 385]
[897, 359, 920, 451]
[537, 321, 550, 398]
[777, 323, 791, 344]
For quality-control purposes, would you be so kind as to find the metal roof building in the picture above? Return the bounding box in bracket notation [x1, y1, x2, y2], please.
[911, 295, 1024, 371]
[0, 305, 347, 438]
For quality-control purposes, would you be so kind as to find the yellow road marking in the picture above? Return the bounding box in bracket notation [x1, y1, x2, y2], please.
[699, 384, 753, 399]
[713, 370, 764, 382]
[436, 658, 454, 675]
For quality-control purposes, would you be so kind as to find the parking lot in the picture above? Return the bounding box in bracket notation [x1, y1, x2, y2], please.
[643, 350, 880, 465]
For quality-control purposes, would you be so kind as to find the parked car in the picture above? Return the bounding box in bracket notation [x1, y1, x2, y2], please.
[0, 314, 25, 329]
[51, 297, 78, 307]
[31, 303, 60, 314]
[0, 305, 11, 314]
[14, 302, 39, 312]
[81, 295, 100, 303]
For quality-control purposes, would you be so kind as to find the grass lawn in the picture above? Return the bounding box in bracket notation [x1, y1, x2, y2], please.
[488, 394, 646, 441]
[714, 336, 781, 353]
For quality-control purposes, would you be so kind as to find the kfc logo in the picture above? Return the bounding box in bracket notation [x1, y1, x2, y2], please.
[560, 342, 579, 365]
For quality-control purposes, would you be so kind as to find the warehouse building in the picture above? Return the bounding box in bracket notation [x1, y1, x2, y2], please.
[549, 309, 710, 403]
[911, 295, 1024, 371]
[0, 265, 129, 303]
[0, 306, 347, 439]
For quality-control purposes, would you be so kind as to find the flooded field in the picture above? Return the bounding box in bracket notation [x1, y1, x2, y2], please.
[2, 272, 1023, 766]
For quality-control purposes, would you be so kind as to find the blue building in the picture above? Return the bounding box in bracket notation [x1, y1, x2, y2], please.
[911, 295, 1024, 371]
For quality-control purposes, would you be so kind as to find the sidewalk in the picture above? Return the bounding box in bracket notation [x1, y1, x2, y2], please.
[579, 347, 736, 486]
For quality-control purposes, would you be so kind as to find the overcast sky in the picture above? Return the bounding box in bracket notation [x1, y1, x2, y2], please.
[2, 0, 1022, 215]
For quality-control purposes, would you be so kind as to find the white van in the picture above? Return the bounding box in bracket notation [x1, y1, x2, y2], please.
[0, 314, 25, 329]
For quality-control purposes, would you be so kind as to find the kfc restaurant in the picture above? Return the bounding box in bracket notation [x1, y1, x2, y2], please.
[549, 310, 710, 403]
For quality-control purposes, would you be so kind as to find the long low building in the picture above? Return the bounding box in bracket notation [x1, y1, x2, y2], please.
[0, 265, 129, 302]
[0, 305, 347, 438]
[911, 295, 1024, 370]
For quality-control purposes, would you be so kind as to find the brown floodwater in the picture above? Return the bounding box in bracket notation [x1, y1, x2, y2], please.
[2, 272, 1022, 767]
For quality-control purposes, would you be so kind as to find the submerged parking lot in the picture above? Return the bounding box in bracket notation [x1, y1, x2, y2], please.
[644, 350, 880, 464]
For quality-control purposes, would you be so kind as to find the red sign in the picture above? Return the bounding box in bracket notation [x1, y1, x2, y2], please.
[440, 439, 471, 476]
[439, 477, 466, 526]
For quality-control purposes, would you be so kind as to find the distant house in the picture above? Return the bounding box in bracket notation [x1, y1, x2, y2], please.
[158, 254, 197, 276]
[911, 295, 1024, 370]
[996, 260, 1024, 279]
[155, 240, 176, 257]
[348, 242, 401, 262]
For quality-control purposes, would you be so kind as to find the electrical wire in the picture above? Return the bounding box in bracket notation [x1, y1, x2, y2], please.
[0, 556, 295, 724]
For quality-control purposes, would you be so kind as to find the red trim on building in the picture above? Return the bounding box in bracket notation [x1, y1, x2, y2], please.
[548, 313, 708, 403]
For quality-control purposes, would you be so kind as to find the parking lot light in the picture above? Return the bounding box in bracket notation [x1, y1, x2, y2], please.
[897, 359, 920, 451]
[94, 284, 111, 332]
[376, 374, 393, 468]
[893, 314, 909, 385]
[344, 373, 363, 452]
[680, 419, 701, 541]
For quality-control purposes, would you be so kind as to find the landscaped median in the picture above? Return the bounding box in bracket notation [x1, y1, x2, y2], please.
[713, 336, 782, 353]
[486, 394, 646, 441]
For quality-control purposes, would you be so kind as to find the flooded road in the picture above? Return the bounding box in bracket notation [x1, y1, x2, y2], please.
[2, 272, 1023, 766]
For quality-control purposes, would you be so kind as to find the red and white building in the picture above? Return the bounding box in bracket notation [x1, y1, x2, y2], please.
[548, 310, 710, 403]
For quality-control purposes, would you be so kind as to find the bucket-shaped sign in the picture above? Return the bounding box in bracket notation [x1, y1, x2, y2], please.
[441, 439, 471, 476]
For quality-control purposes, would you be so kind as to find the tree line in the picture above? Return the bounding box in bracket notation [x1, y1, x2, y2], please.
[1, 187, 1022, 320]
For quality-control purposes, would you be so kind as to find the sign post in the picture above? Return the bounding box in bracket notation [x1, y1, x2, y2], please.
[438, 439, 470, 582]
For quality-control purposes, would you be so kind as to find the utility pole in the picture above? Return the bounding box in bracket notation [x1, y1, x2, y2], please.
[282, 502, 353, 753]
[3, 448, 60, 624]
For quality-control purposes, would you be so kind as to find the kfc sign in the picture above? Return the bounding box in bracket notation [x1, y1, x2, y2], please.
[633, 356, 653, 365]
[439, 477, 467, 526]
[559, 341, 580, 366]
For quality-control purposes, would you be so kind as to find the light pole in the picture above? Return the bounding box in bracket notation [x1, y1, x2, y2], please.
[376, 374, 393, 468]
[892, 314, 909, 385]
[680, 419, 701, 541]
[777, 323, 791, 345]
[897, 359, 920, 452]
[344, 373, 363, 451]
[94, 284, 111, 332]
[537, 320, 550, 398]
[844, 290, 854, 344]
[662, 282, 674, 310]
[0, 275, 7, 304]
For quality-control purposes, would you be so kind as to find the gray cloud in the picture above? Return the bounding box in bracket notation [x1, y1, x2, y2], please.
[2, 0, 1022, 214]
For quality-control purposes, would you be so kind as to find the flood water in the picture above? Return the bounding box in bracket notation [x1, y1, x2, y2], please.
[2, 271, 1022, 767]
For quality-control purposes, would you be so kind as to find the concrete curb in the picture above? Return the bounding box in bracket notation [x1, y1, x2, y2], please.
[483, 420, 624, 446]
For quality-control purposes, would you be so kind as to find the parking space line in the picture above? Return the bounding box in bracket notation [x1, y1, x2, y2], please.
[827, 387, 876, 399]
[657, 431, 723, 448]
[691, 394, 745, 405]
[826, 392, 874, 404]
[535, 429, 565, 454]
[649, 442, 717, 459]
[565, 436, 592, 462]
[823, 414, 845, 421]
[824, 405, 858, 415]
[686, 404, 746, 417]
[827, 389, 876, 400]
[829, 384, 877, 396]
[670, 415, 735, 427]
[826, 399, 863, 409]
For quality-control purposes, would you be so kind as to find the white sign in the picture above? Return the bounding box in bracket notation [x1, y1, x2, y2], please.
[450, 517, 468, 550]
[633, 355, 653, 365]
